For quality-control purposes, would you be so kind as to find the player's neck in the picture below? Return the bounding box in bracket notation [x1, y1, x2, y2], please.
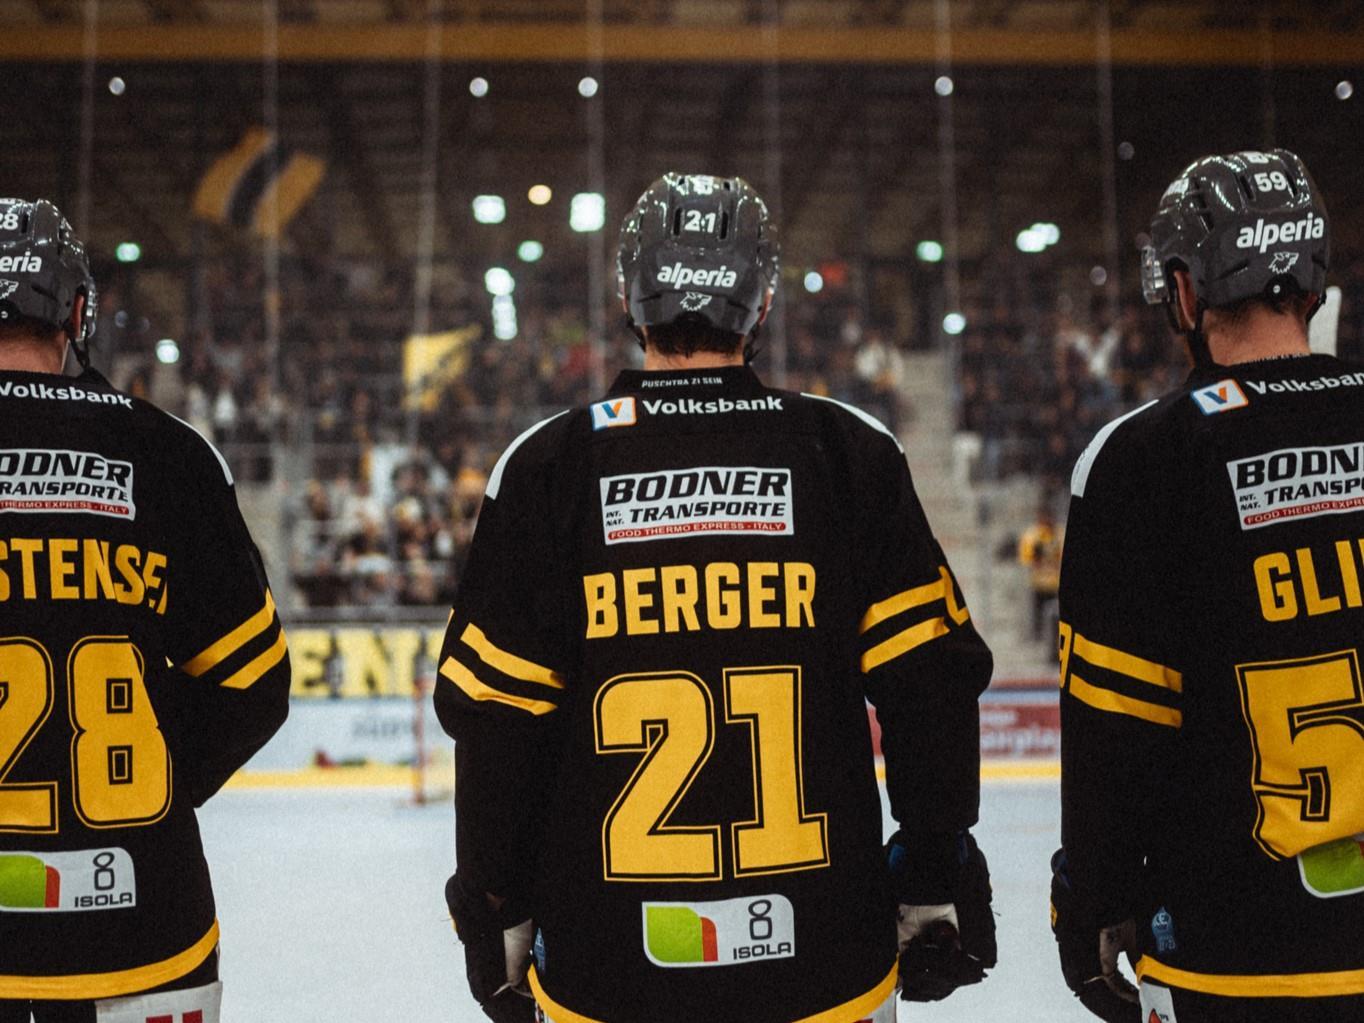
[642, 349, 746, 371]
[1205, 318, 1310, 366]
[0, 338, 67, 374]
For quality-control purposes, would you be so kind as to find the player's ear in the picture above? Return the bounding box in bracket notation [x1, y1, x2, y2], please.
[756, 288, 774, 327]
[1171, 270, 1199, 332]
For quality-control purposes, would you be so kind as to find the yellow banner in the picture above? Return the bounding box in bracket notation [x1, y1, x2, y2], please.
[288, 625, 446, 699]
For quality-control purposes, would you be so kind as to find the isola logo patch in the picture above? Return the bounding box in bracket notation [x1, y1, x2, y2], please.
[0, 847, 136, 912]
[1298, 833, 1364, 898]
[1191, 379, 1249, 415]
[642, 894, 795, 968]
[590, 396, 637, 430]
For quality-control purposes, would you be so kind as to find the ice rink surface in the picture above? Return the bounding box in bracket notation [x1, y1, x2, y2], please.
[198, 779, 1096, 1022]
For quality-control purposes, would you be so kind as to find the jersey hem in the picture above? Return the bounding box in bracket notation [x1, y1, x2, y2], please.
[527, 959, 897, 1023]
[0, 919, 219, 1000]
[1136, 954, 1364, 997]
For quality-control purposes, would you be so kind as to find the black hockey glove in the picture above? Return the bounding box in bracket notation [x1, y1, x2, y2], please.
[1049, 848, 1141, 1023]
[445, 872, 536, 1023]
[886, 830, 997, 1002]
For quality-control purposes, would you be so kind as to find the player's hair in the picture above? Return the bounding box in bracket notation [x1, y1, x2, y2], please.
[645, 317, 745, 358]
[1208, 289, 1314, 329]
[0, 313, 64, 346]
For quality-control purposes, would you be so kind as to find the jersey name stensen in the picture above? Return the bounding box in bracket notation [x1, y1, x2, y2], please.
[655, 263, 738, 288]
[0, 536, 168, 608]
[1235, 212, 1325, 253]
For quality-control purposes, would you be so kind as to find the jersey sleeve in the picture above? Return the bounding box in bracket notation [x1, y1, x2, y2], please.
[856, 436, 993, 841]
[434, 421, 576, 898]
[161, 430, 290, 804]
[1059, 419, 1183, 924]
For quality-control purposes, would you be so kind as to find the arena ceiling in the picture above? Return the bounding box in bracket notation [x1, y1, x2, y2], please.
[6, 0, 1363, 323]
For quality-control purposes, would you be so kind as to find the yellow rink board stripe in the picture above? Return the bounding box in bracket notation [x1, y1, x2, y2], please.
[225, 760, 1059, 790]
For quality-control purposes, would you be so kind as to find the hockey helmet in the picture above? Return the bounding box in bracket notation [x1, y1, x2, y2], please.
[617, 173, 779, 339]
[0, 198, 98, 365]
[1141, 149, 1328, 319]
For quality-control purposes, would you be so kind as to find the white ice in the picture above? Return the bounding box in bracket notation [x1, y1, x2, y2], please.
[197, 780, 1098, 1022]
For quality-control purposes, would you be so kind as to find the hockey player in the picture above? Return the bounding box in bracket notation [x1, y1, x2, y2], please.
[0, 199, 290, 1023]
[1051, 150, 1364, 1023]
[435, 173, 996, 1023]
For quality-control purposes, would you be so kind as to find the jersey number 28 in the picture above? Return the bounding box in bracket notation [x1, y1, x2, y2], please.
[0, 636, 171, 833]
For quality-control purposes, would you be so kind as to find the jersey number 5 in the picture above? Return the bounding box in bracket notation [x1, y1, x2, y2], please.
[594, 666, 829, 882]
[0, 636, 171, 833]
[1237, 649, 1364, 859]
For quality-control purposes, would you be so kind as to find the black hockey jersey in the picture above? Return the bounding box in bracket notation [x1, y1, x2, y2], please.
[1060, 354, 1364, 997]
[435, 366, 992, 1023]
[0, 369, 289, 999]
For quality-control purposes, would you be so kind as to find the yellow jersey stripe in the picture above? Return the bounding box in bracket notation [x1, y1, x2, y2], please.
[0, 920, 218, 1000]
[461, 622, 564, 689]
[440, 656, 558, 716]
[860, 576, 945, 634]
[1069, 674, 1182, 728]
[182, 591, 276, 677]
[1072, 632, 1182, 693]
[1137, 954, 1364, 997]
[527, 961, 897, 1023]
[862, 616, 949, 672]
[219, 627, 288, 690]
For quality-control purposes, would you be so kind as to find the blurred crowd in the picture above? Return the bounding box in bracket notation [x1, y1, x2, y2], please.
[100, 249, 1364, 611]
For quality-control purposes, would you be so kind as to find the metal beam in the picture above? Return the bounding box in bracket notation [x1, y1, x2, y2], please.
[5, 23, 1363, 65]
[781, 73, 859, 236]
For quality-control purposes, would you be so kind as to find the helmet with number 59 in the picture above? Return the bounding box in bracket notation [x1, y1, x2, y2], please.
[1141, 149, 1328, 320]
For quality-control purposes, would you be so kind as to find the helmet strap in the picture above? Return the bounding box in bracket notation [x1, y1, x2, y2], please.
[624, 314, 646, 351]
[1183, 301, 1215, 368]
[742, 322, 763, 365]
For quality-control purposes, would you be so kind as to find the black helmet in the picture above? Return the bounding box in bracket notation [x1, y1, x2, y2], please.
[616, 173, 779, 341]
[0, 198, 98, 366]
[1141, 149, 1328, 319]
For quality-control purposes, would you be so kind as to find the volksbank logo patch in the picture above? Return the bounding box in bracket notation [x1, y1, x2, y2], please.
[0, 848, 136, 912]
[0, 253, 41, 274]
[642, 895, 795, 968]
[1228, 442, 1364, 530]
[600, 465, 793, 544]
[642, 395, 783, 416]
[0, 448, 136, 519]
[1234, 213, 1325, 254]
[1191, 379, 1248, 415]
[656, 262, 738, 289]
[590, 396, 636, 430]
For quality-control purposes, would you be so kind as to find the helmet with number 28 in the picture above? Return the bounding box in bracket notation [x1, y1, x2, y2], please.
[0, 197, 98, 366]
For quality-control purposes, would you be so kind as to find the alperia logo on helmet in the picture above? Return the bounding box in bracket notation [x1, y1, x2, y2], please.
[657, 263, 738, 289]
[0, 254, 42, 274]
[1235, 213, 1324, 254]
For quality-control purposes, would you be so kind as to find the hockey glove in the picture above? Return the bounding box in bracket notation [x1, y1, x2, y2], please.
[445, 872, 536, 1023]
[1049, 848, 1140, 1023]
[887, 830, 997, 1002]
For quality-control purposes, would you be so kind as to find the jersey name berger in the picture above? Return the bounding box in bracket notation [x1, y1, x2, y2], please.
[601, 466, 793, 544]
[1228, 442, 1364, 530]
[0, 448, 136, 519]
